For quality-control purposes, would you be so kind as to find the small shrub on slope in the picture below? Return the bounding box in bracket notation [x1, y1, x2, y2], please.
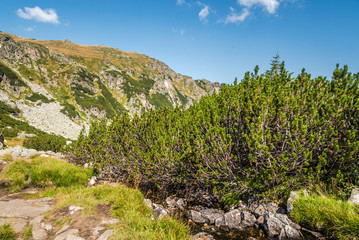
[23, 134, 66, 152]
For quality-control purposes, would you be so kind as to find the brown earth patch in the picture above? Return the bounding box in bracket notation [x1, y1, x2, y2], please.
[45, 203, 114, 239]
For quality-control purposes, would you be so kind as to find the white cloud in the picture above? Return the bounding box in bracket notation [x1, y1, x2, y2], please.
[237, 0, 280, 14]
[199, 6, 210, 21]
[17, 6, 60, 24]
[172, 28, 185, 35]
[25, 27, 34, 32]
[225, 7, 251, 24]
[177, 0, 186, 5]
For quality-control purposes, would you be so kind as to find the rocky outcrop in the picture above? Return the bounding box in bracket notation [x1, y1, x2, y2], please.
[0, 146, 65, 160]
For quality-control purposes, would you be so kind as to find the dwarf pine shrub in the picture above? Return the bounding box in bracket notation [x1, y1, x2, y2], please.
[68, 60, 359, 203]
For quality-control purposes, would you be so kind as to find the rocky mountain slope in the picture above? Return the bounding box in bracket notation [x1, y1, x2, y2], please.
[0, 31, 221, 139]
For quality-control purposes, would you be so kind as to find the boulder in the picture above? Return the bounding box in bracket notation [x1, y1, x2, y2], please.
[152, 203, 168, 219]
[188, 210, 207, 224]
[241, 210, 256, 227]
[192, 232, 215, 240]
[279, 225, 302, 240]
[165, 197, 187, 214]
[200, 208, 224, 225]
[348, 188, 359, 205]
[264, 213, 301, 239]
[223, 209, 242, 230]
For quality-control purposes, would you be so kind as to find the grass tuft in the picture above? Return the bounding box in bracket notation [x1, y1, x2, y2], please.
[1, 157, 93, 191]
[40, 184, 191, 240]
[21, 224, 32, 240]
[0, 224, 16, 240]
[291, 193, 359, 240]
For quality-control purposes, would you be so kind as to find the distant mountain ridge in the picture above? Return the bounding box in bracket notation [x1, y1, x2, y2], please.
[0, 31, 221, 139]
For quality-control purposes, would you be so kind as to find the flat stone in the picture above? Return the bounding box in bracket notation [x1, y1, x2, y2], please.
[0, 198, 53, 219]
[101, 218, 120, 225]
[97, 229, 114, 240]
[0, 217, 28, 233]
[54, 229, 83, 240]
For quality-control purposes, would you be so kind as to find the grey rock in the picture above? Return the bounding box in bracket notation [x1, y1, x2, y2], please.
[241, 211, 256, 227]
[144, 199, 153, 209]
[223, 209, 242, 230]
[348, 188, 359, 205]
[0, 198, 53, 219]
[287, 191, 299, 213]
[188, 210, 206, 224]
[200, 208, 224, 225]
[69, 205, 83, 215]
[97, 229, 114, 240]
[279, 225, 301, 240]
[152, 203, 168, 219]
[192, 232, 215, 240]
[88, 176, 97, 186]
[264, 213, 301, 238]
[54, 229, 84, 240]
[215, 216, 225, 227]
[0, 217, 28, 233]
[165, 197, 187, 213]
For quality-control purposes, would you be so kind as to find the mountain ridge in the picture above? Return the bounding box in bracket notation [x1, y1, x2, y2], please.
[0, 31, 221, 139]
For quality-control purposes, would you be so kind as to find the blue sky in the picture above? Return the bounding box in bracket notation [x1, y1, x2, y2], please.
[1, 0, 358, 84]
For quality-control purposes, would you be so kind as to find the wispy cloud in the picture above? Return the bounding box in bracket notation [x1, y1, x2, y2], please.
[199, 5, 210, 22]
[17, 6, 60, 24]
[25, 26, 35, 32]
[237, 0, 280, 14]
[177, 0, 186, 5]
[224, 7, 251, 24]
[172, 28, 185, 35]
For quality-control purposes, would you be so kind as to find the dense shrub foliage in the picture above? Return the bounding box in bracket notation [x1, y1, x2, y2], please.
[69, 61, 359, 203]
[23, 134, 66, 152]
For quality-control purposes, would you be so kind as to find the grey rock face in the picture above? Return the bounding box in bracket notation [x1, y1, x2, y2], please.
[348, 188, 359, 205]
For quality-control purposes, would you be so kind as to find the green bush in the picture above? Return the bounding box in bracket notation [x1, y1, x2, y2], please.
[0, 224, 16, 240]
[26, 93, 53, 103]
[0, 128, 20, 138]
[291, 193, 359, 240]
[60, 102, 80, 119]
[23, 134, 66, 152]
[69, 60, 359, 203]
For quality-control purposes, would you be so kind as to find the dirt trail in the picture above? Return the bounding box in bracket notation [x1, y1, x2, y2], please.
[0, 159, 118, 240]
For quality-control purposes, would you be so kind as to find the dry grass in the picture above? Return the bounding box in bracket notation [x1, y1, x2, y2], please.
[5, 137, 26, 147]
